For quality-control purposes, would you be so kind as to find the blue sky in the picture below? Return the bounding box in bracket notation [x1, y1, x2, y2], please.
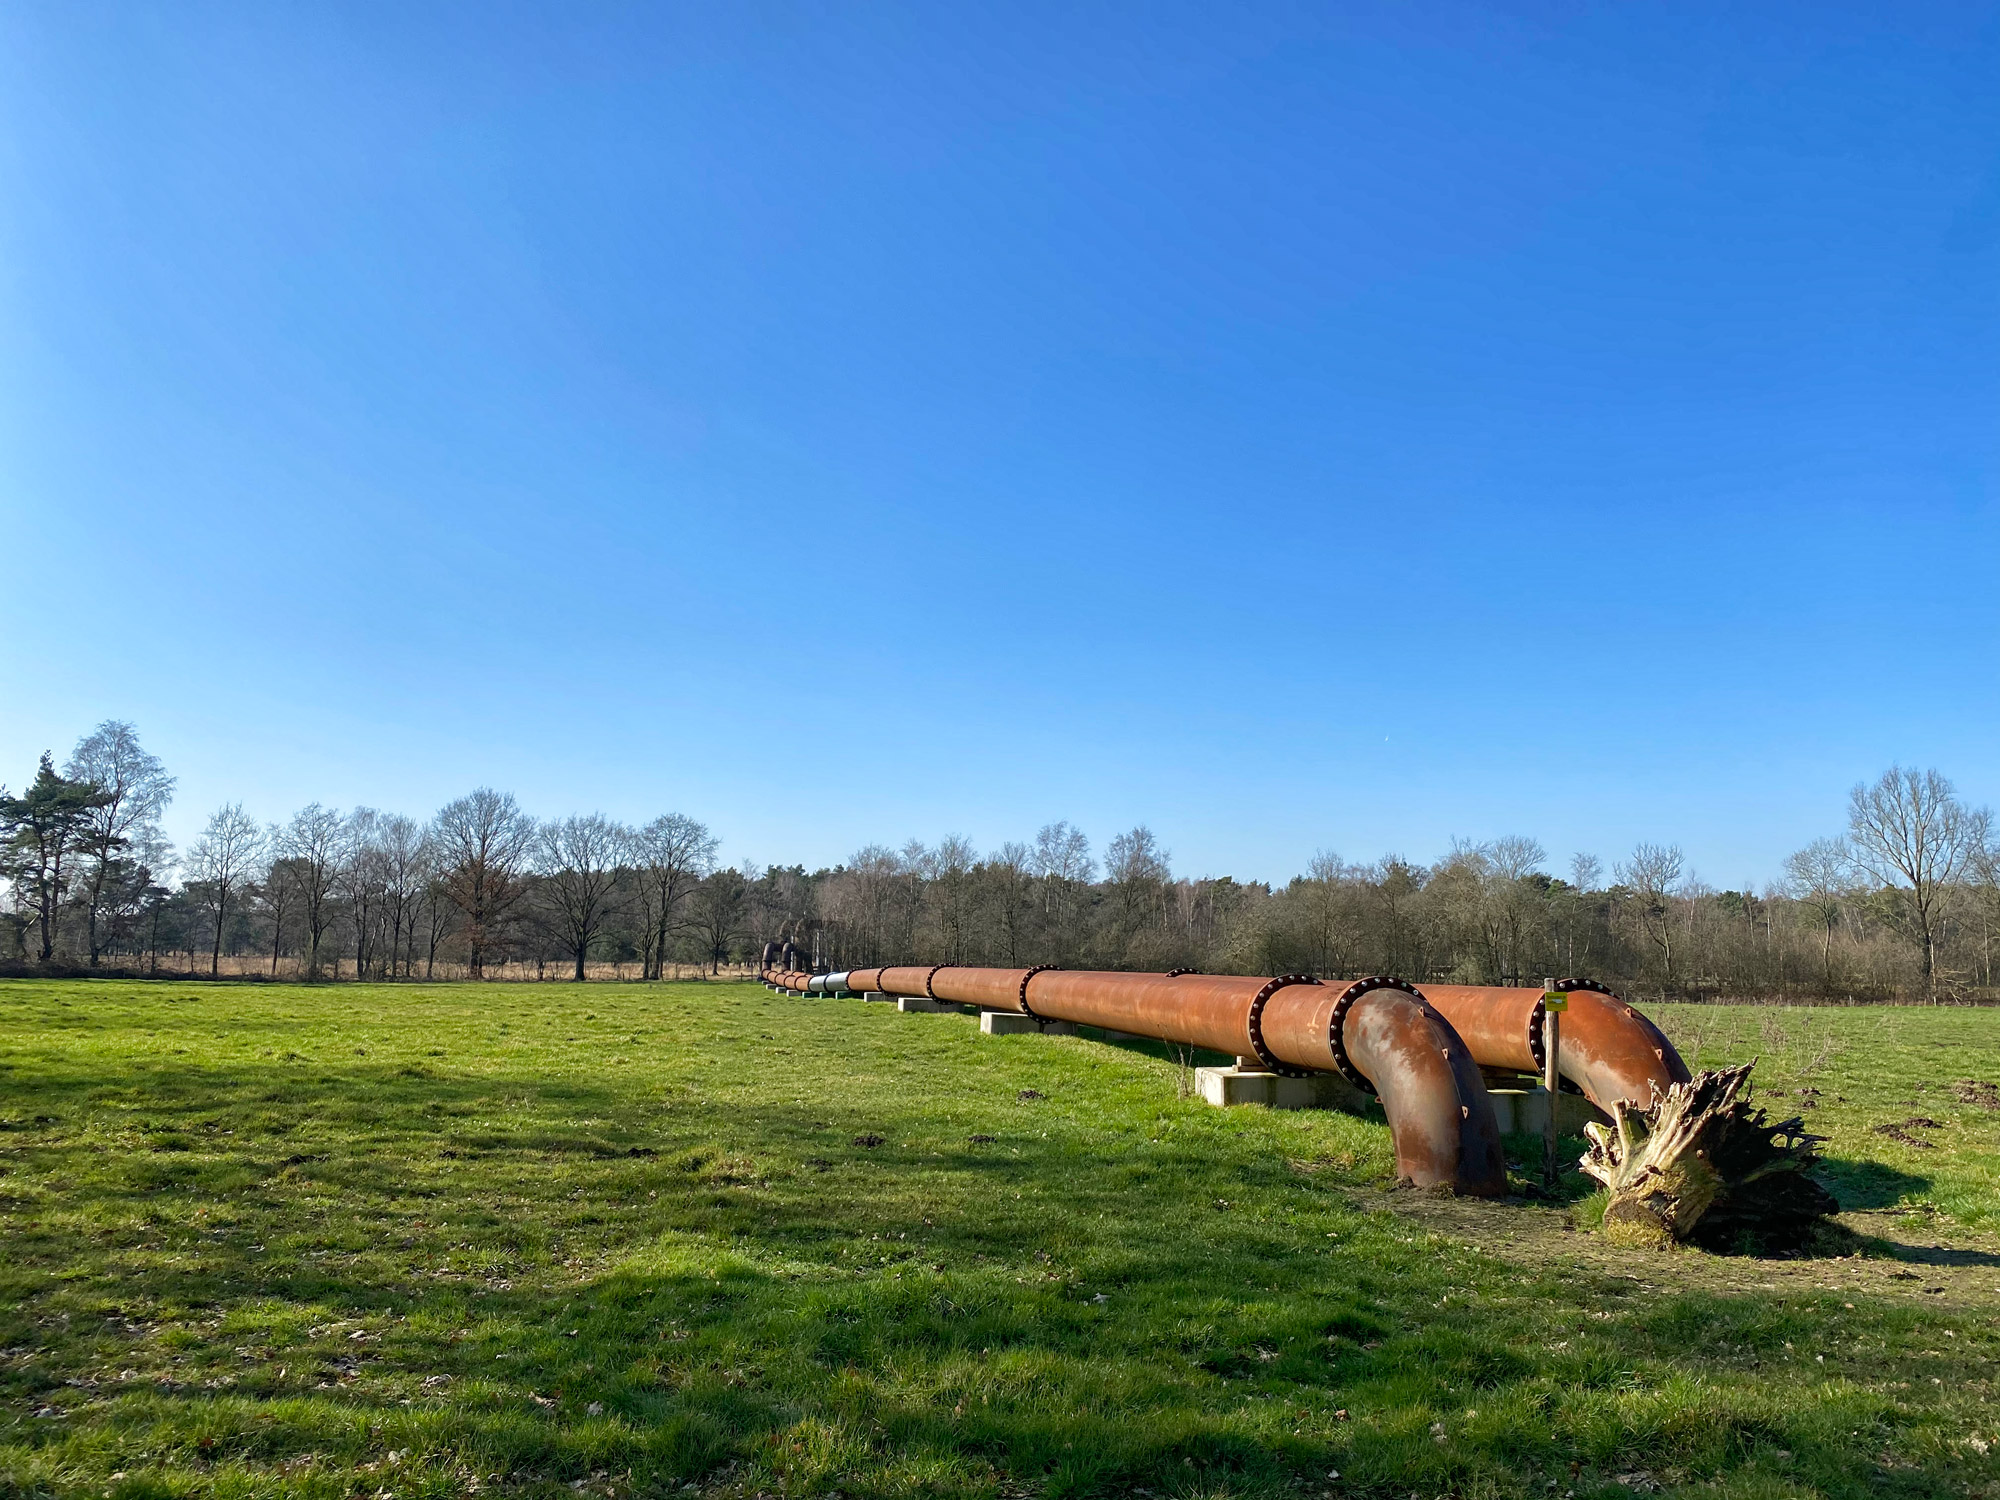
[3, 2, 1997, 888]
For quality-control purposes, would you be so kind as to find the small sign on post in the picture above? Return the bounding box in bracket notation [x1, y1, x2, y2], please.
[1540, 979, 1566, 1189]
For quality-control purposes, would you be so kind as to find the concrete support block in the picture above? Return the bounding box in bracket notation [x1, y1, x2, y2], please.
[896, 995, 956, 1013]
[979, 1011, 1077, 1037]
[863, 991, 895, 1003]
[1196, 1066, 1372, 1113]
[1487, 1087, 1605, 1136]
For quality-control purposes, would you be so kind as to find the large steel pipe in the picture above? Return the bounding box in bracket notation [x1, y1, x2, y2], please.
[850, 965, 1502, 1195]
[1416, 982, 1688, 1113]
[1259, 978, 1506, 1196]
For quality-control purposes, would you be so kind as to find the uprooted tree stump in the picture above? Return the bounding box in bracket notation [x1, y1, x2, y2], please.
[1580, 1063, 1837, 1251]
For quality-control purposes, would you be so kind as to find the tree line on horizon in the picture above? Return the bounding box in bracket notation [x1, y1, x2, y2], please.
[3, 722, 1995, 1002]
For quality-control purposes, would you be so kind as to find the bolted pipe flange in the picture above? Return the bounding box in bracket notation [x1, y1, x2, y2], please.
[1530, 975, 1623, 1074]
[923, 965, 946, 1000]
[1555, 977, 1619, 999]
[1164, 967, 1198, 979]
[1247, 974, 1321, 1076]
[1328, 976, 1417, 1094]
[1017, 964, 1057, 1018]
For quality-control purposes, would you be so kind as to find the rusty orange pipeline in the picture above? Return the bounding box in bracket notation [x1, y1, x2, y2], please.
[1416, 981, 1688, 1113]
[847, 965, 1503, 1195]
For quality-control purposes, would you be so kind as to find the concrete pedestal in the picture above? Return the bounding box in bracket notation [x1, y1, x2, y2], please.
[980, 1011, 1077, 1037]
[863, 991, 895, 1003]
[1487, 1087, 1604, 1135]
[897, 995, 957, 1013]
[1196, 1066, 1371, 1113]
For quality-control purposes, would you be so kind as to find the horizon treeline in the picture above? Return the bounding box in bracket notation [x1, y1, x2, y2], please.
[4, 722, 1997, 1003]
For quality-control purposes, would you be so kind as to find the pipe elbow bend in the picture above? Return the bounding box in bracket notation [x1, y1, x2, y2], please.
[1342, 987, 1507, 1197]
[1554, 985, 1691, 1112]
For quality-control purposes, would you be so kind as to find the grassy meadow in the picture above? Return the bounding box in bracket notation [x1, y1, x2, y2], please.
[1, 978, 1997, 1500]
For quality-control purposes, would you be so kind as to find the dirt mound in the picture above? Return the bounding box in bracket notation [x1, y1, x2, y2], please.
[1871, 1119, 1942, 1148]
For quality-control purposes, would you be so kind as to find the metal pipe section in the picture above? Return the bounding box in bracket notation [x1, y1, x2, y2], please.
[766, 961, 1502, 1195]
[1415, 982, 1689, 1113]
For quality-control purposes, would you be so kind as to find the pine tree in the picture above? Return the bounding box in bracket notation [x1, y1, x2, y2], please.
[0, 754, 115, 962]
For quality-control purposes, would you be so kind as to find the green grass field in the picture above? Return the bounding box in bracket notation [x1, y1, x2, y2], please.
[2, 979, 1997, 1500]
[1648, 1001, 2000, 1232]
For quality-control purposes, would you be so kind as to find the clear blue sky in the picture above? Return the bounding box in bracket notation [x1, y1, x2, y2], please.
[4, 2, 1997, 888]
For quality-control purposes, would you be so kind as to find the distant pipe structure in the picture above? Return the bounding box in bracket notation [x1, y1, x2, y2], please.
[763, 961, 1507, 1195]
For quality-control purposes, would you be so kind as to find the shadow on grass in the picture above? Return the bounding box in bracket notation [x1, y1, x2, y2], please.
[1852, 1238, 2000, 1267]
[1819, 1156, 1933, 1211]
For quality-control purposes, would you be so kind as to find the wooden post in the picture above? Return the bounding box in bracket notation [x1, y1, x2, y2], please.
[1541, 978, 1566, 1189]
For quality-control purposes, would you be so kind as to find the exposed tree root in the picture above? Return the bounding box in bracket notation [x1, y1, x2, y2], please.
[1581, 1063, 1836, 1251]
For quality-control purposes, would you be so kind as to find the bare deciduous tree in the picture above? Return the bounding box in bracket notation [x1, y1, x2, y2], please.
[1783, 837, 1852, 989]
[1487, 836, 1546, 882]
[535, 813, 632, 980]
[64, 721, 175, 965]
[1103, 825, 1172, 965]
[986, 840, 1035, 963]
[1034, 821, 1094, 963]
[185, 804, 263, 977]
[1848, 767, 1983, 1001]
[831, 845, 904, 964]
[1616, 843, 1685, 984]
[1487, 836, 1547, 984]
[692, 866, 748, 974]
[375, 814, 430, 979]
[277, 804, 346, 979]
[1561, 852, 1604, 976]
[434, 789, 537, 979]
[419, 848, 455, 979]
[1294, 850, 1361, 979]
[342, 808, 389, 979]
[928, 834, 977, 962]
[633, 813, 718, 979]
[253, 831, 297, 977]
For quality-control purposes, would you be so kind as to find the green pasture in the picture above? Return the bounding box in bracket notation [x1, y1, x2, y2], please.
[1648, 1001, 2000, 1231]
[1, 979, 1996, 1500]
